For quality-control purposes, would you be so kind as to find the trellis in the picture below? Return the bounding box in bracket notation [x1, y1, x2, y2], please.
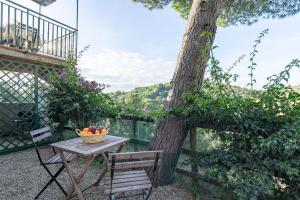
[0, 58, 58, 154]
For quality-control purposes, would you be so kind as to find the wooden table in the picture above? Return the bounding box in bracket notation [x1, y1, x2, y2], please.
[51, 135, 129, 200]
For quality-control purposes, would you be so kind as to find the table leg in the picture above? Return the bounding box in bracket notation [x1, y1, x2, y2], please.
[90, 153, 108, 187]
[70, 142, 129, 196]
[58, 151, 95, 200]
[116, 142, 127, 153]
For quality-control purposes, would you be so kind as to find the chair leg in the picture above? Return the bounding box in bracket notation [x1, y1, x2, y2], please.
[145, 187, 152, 200]
[35, 165, 66, 199]
[110, 194, 115, 200]
[34, 177, 54, 200]
[142, 189, 145, 200]
[50, 165, 67, 195]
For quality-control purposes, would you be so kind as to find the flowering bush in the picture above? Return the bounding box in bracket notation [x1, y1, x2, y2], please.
[46, 65, 117, 132]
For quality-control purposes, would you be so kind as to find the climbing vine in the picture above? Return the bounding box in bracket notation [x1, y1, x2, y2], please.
[183, 30, 300, 199]
[248, 29, 269, 89]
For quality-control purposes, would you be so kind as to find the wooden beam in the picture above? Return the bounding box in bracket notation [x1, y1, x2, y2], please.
[0, 45, 67, 67]
[189, 127, 198, 175]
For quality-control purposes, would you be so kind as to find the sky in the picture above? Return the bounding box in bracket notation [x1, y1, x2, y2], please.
[17, 0, 300, 92]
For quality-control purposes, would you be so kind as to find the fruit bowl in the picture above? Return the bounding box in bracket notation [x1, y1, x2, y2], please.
[75, 127, 108, 144]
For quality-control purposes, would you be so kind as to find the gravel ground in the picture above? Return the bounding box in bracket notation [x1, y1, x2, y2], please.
[0, 147, 194, 200]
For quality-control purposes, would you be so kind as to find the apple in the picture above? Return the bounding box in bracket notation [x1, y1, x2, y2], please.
[88, 126, 97, 134]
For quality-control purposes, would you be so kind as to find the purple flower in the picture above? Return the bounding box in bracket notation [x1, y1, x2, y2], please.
[83, 80, 90, 88]
[75, 75, 106, 92]
[77, 77, 85, 85]
[90, 81, 98, 90]
[58, 71, 67, 79]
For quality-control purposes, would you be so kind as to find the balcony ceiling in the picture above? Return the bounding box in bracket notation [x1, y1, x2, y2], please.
[31, 0, 56, 6]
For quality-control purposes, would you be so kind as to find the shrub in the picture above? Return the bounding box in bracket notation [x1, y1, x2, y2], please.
[46, 63, 117, 133]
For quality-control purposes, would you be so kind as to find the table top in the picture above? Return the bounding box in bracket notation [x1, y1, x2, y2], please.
[51, 135, 129, 156]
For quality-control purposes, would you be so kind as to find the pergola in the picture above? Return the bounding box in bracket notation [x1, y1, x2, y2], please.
[0, 0, 79, 154]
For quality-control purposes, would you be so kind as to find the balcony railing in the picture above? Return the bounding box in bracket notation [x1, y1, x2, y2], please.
[0, 0, 77, 60]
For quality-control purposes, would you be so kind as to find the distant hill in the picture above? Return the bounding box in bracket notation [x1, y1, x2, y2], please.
[110, 83, 300, 114]
[109, 83, 170, 113]
[292, 85, 300, 93]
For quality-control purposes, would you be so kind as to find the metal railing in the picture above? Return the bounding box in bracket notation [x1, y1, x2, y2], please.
[0, 0, 77, 60]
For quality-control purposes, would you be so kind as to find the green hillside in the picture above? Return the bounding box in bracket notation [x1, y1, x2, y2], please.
[110, 83, 300, 115]
[109, 83, 170, 115]
[293, 85, 300, 93]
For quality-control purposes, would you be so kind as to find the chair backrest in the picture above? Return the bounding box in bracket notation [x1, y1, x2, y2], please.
[30, 126, 53, 143]
[107, 151, 162, 196]
[108, 151, 162, 171]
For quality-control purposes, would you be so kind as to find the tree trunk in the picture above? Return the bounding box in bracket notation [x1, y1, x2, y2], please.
[151, 0, 225, 185]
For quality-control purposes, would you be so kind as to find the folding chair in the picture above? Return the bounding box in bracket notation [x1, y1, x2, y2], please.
[30, 127, 76, 199]
[104, 151, 162, 200]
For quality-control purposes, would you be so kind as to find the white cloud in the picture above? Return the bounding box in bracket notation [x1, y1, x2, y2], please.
[78, 49, 175, 92]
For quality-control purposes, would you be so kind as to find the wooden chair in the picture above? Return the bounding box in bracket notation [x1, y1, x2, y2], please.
[104, 151, 162, 200]
[30, 127, 76, 199]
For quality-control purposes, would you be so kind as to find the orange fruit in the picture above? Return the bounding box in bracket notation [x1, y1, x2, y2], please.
[81, 131, 87, 135]
[83, 128, 89, 132]
[101, 128, 107, 134]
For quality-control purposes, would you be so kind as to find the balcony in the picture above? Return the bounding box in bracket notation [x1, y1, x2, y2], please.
[0, 0, 77, 63]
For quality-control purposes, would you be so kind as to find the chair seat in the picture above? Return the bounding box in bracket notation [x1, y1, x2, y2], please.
[45, 152, 76, 164]
[104, 170, 152, 194]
